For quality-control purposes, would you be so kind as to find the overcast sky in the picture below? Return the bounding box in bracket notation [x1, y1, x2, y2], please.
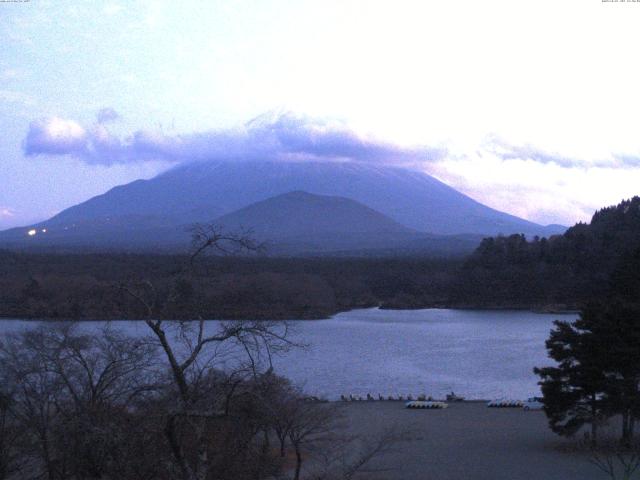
[1, 0, 640, 229]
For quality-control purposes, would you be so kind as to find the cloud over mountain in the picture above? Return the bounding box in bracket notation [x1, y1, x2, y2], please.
[23, 111, 446, 166]
[485, 136, 578, 169]
[483, 135, 640, 170]
[24, 117, 88, 156]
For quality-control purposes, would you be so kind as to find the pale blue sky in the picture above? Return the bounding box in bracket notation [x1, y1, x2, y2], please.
[2, 0, 640, 229]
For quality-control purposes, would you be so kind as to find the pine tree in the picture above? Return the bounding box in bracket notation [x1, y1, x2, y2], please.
[534, 310, 609, 444]
[589, 302, 640, 444]
[535, 247, 640, 445]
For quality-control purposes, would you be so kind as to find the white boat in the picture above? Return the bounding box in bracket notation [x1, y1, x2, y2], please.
[523, 397, 544, 411]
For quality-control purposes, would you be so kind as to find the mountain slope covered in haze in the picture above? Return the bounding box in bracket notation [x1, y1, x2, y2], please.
[0, 190, 483, 256]
[216, 190, 413, 237]
[21, 160, 563, 238]
[212, 191, 482, 255]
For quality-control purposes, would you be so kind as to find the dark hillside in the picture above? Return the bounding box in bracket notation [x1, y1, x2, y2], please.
[452, 197, 640, 308]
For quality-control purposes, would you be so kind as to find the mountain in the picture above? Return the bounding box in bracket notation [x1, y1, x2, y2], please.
[0, 190, 483, 256]
[216, 190, 412, 244]
[211, 190, 483, 255]
[0, 160, 564, 253]
[216, 190, 413, 236]
[29, 160, 563, 232]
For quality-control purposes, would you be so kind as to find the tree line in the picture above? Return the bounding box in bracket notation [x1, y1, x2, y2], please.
[0, 252, 459, 321]
[452, 196, 640, 309]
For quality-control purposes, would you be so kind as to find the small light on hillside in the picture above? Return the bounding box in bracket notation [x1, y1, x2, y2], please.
[41, 228, 47, 233]
[27, 229, 36, 236]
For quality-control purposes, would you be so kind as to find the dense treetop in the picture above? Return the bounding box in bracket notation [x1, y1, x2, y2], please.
[453, 197, 640, 308]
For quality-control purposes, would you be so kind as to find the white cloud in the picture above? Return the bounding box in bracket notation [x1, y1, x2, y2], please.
[427, 150, 640, 226]
[24, 117, 87, 155]
[23, 111, 445, 166]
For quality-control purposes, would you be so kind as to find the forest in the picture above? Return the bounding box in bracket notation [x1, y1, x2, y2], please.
[0, 253, 459, 320]
[452, 196, 640, 309]
[2, 197, 640, 320]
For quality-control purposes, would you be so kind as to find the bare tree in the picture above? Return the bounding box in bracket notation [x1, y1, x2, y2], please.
[262, 375, 299, 458]
[339, 426, 410, 480]
[187, 224, 263, 266]
[297, 423, 412, 480]
[119, 224, 297, 480]
[286, 401, 339, 480]
[0, 329, 66, 480]
[587, 439, 640, 480]
[0, 323, 161, 480]
[0, 390, 24, 480]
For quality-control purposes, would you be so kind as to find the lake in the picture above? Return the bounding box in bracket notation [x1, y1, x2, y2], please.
[0, 308, 577, 401]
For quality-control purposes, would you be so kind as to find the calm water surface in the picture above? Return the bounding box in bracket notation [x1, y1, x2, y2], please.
[0, 308, 577, 400]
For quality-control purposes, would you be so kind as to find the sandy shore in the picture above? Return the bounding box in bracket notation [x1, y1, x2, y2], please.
[336, 401, 605, 480]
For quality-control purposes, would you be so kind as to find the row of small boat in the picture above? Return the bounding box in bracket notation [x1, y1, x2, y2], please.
[406, 401, 448, 409]
[486, 399, 523, 408]
[407, 399, 536, 410]
[340, 394, 435, 402]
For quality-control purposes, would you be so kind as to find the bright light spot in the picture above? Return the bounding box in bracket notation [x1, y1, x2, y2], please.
[41, 228, 47, 233]
[27, 229, 36, 236]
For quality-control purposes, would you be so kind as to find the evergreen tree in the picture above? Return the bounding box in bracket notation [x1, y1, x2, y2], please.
[591, 302, 640, 444]
[534, 310, 609, 444]
[604, 247, 640, 443]
[536, 248, 640, 444]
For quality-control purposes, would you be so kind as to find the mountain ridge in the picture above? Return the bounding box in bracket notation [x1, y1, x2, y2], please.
[0, 160, 566, 254]
[0, 190, 485, 256]
[31, 160, 563, 233]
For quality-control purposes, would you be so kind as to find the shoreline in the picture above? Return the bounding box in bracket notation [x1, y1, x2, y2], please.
[0, 304, 581, 322]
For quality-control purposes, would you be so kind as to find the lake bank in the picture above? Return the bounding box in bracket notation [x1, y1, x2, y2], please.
[0, 302, 581, 322]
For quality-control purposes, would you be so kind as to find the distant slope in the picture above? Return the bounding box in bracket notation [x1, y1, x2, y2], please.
[215, 190, 412, 236]
[213, 190, 467, 254]
[30, 160, 564, 237]
[0, 214, 187, 251]
[0, 190, 483, 256]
